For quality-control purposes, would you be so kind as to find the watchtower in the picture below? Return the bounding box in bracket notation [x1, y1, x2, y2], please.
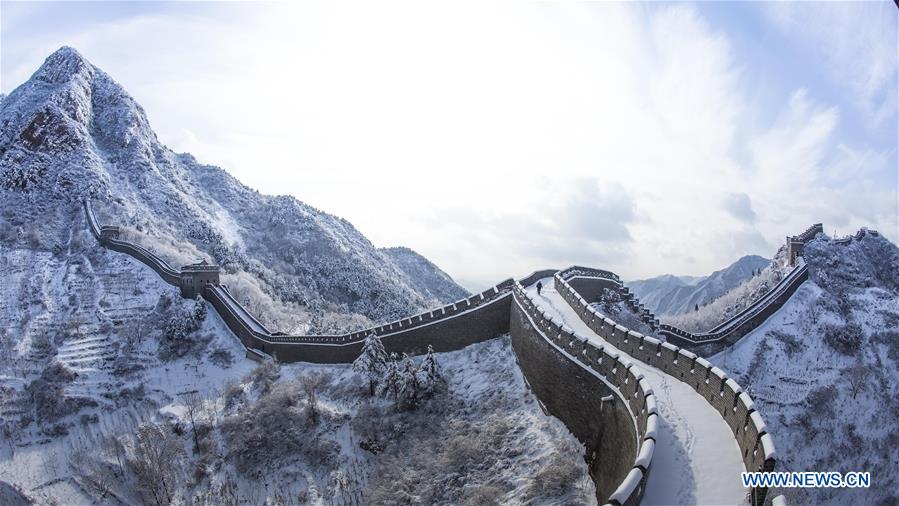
[180, 259, 220, 298]
[786, 223, 824, 266]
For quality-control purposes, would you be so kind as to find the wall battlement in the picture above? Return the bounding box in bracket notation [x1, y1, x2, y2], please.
[84, 199, 513, 362]
[511, 280, 654, 506]
[552, 270, 776, 505]
[655, 263, 809, 354]
[787, 223, 824, 266]
[181, 260, 221, 298]
[558, 224, 826, 356]
[83, 199, 785, 505]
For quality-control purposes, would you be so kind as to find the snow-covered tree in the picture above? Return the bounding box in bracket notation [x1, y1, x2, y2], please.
[353, 333, 389, 396]
[127, 423, 185, 505]
[418, 345, 445, 396]
[381, 353, 402, 400]
[193, 297, 207, 322]
[301, 373, 327, 425]
[398, 353, 423, 409]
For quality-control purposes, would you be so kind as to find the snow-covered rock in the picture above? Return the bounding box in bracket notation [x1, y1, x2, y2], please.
[0, 47, 467, 334]
[0, 47, 588, 505]
[714, 231, 899, 505]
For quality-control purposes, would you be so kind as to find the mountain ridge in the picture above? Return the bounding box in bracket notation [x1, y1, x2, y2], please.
[628, 254, 770, 316]
[0, 46, 467, 333]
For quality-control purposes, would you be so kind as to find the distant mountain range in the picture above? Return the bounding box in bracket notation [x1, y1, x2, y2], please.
[627, 255, 770, 315]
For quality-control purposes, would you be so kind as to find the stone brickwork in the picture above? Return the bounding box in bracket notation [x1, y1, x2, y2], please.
[567, 274, 660, 331]
[511, 281, 655, 506]
[787, 223, 824, 266]
[833, 227, 880, 245]
[205, 282, 513, 363]
[85, 198, 787, 505]
[85, 200, 213, 289]
[656, 263, 809, 355]
[180, 260, 220, 298]
[554, 269, 776, 505]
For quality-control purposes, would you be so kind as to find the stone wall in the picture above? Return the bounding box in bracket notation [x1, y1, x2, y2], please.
[657, 264, 809, 355]
[555, 270, 776, 505]
[566, 276, 619, 303]
[787, 223, 824, 265]
[206, 283, 513, 363]
[103, 237, 182, 286]
[85, 197, 785, 505]
[87, 199, 515, 362]
[180, 263, 220, 298]
[85, 200, 182, 286]
[511, 282, 655, 506]
[567, 275, 660, 333]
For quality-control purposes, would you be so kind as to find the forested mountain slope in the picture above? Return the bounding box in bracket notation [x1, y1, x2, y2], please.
[0, 46, 467, 335]
[628, 255, 770, 316]
[714, 232, 899, 505]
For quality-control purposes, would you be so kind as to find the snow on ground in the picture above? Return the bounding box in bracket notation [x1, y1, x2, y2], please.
[0, 254, 594, 506]
[526, 278, 748, 505]
[713, 280, 899, 505]
[0, 276, 255, 504]
[224, 336, 596, 505]
[664, 250, 791, 332]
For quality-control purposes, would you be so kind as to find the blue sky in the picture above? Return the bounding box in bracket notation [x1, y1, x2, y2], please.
[1, 1, 896, 289]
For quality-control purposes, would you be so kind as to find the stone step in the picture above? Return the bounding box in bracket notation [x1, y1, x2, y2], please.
[57, 345, 115, 359]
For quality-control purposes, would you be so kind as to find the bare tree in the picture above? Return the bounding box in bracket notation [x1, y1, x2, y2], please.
[2, 420, 16, 454]
[301, 373, 327, 425]
[127, 424, 185, 505]
[180, 391, 204, 452]
[68, 448, 117, 500]
[846, 360, 868, 399]
[103, 435, 127, 478]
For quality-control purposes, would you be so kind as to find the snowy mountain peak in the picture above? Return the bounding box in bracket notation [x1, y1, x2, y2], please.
[0, 47, 161, 197]
[1, 46, 468, 331]
[33, 46, 93, 85]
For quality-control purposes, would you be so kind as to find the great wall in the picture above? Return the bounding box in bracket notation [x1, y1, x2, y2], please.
[81, 199, 848, 506]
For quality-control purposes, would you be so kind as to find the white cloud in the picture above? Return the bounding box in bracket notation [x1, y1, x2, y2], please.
[722, 193, 756, 223]
[3, 2, 894, 287]
[763, 1, 898, 128]
[747, 89, 896, 244]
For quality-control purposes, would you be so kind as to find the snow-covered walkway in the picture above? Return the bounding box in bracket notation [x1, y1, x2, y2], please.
[526, 278, 747, 505]
[210, 285, 270, 335]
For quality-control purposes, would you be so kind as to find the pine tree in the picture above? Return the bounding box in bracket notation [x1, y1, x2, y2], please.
[353, 333, 388, 396]
[381, 353, 402, 400]
[398, 353, 422, 409]
[418, 345, 445, 396]
[193, 297, 207, 323]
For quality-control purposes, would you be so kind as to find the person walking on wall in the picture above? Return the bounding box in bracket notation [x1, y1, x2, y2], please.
[536, 280, 543, 296]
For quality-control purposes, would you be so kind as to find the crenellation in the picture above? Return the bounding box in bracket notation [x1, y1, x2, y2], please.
[634, 439, 655, 472]
[556, 265, 778, 504]
[644, 413, 659, 442]
[85, 195, 783, 506]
